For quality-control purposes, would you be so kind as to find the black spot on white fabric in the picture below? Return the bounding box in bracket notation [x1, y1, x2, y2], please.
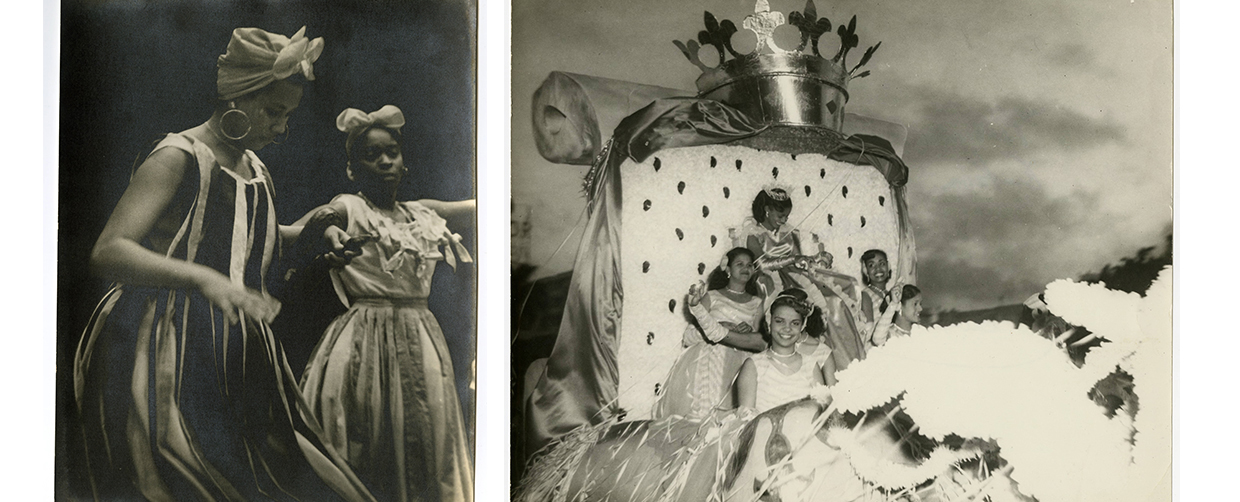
[647, 332, 655, 345]
[772, 166, 779, 179]
[878, 195, 886, 206]
[820, 168, 826, 179]
[654, 384, 661, 395]
[711, 235, 718, 247]
[669, 299, 677, 312]
[736, 159, 743, 171]
[676, 228, 684, 240]
[643, 261, 650, 273]
[710, 156, 717, 167]
[702, 205, 710, 218]
[723, 187, 730, 198]
[791, 154, 797, 161]
[847, 247, 853, 258]
[678, 181, 686, 194]
[804, 185, 811, 197]
[698, 263, 706, 274]
[643, 199, 652, 211]
[842, 186, 849, 198]
[653, 157, 661, 171]
[860, 215, 867, 227]
[827, 214, 833, 226]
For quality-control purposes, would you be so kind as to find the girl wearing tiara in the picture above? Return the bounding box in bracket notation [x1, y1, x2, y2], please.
[737, 289, 834, 415]
[72, 28, 374, 501]
[655, 247, 765, 420]
[297, 105, 474, 502]
[736, 187, 834, 296]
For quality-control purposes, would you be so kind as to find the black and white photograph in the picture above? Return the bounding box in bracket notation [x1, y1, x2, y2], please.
[54, 1, 478, 500]
[511, 0, 1172, 500]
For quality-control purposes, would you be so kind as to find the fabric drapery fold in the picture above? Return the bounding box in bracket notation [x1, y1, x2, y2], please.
[217, 26, 324, 100]
[524, 136, 624, 456]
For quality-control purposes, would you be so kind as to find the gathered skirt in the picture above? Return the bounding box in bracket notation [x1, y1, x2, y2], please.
[300, 298, 473, 502]
[73, 285, 374, 502]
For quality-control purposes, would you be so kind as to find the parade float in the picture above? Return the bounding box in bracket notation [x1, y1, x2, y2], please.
[518, 2, 1171, 500]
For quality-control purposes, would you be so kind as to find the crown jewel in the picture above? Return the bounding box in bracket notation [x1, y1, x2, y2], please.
[675, 0, 881, 131]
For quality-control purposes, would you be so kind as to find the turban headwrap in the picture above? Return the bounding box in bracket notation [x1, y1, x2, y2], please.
[217, 26, 324, 101]
[337, 105, 406, 158]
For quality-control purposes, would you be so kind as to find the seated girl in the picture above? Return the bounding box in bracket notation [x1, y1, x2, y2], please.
[736, 289, 833, 415]
[806, 248, 903, 372]
[872, 284, 922, 347]
[735, 187, 832, 296]
[655, 247, 765, 420]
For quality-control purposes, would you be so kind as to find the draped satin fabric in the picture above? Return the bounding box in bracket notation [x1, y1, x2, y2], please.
[524, 97, 915, 456]
[524, 137, 623, 456]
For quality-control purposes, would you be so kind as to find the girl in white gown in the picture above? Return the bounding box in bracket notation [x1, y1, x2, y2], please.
[655, 247, 765, 420]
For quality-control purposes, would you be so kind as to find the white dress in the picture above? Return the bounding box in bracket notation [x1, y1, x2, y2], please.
[655, 290, 763, 420]
[750, 350, 825, 414]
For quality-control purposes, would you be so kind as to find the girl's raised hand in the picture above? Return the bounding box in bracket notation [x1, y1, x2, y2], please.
[200, 274, 282, 325]
[686, 280, 709, 307]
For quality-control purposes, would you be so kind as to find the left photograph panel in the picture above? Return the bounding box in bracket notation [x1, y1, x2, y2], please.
[55, 1, 477, 501]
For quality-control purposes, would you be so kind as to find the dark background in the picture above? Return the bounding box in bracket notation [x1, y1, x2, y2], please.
[56, 0, 477, 492]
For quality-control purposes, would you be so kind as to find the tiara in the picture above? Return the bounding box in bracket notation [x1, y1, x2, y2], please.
[770, 293, 812, 313]
[674, 0, 880, 130]
[763, 184, 790, 201]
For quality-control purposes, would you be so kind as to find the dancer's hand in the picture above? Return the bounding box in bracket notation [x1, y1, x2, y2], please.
[687, 280, 709, 307]
[200, 274, 281, 324]
[321, 226, 362, 267]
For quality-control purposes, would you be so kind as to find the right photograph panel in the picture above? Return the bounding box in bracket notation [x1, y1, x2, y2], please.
[511, 0, 1172, 500]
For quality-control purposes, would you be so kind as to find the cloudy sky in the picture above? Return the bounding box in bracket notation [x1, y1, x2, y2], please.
[512, 0, 1172, 311]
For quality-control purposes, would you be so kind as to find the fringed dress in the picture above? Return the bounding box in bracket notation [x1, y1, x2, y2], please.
[72, 134, 374, 502]
[300, 194, 473, 502]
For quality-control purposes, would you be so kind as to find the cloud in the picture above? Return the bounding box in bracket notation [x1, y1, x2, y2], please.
[917, 257, 1047, 311]
[900, 85, 1126, 166]
[910, 177, 1141, 310]
[1047, 42, 1095, 68]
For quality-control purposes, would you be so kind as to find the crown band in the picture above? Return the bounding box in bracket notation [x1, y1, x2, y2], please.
[676, 1, 879, 131]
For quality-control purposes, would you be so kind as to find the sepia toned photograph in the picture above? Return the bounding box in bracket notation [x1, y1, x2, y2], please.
[511, 0, 1171, 500]
[55, 1, 477, 500]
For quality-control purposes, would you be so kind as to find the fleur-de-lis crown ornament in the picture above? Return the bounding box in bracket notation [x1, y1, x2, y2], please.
[675, 0, 881, 131]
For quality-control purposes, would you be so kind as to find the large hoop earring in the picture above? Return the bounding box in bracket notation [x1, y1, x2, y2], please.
[220, 102, 251, 141]
[270, 123, 290, 145]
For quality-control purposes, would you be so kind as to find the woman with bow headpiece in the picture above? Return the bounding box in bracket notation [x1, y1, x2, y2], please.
[296, 105, 475, 502]
[72, 27, 375, 501]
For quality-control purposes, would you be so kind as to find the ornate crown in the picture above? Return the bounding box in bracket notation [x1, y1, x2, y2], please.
[675, 0, 880, 131]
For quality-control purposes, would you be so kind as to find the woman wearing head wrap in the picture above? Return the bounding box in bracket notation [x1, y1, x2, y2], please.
[295, 105, 474, 502]
[72, 27, 374, 501]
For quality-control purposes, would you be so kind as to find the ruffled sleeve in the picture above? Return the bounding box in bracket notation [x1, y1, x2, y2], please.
[400, 201, 473, 271]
